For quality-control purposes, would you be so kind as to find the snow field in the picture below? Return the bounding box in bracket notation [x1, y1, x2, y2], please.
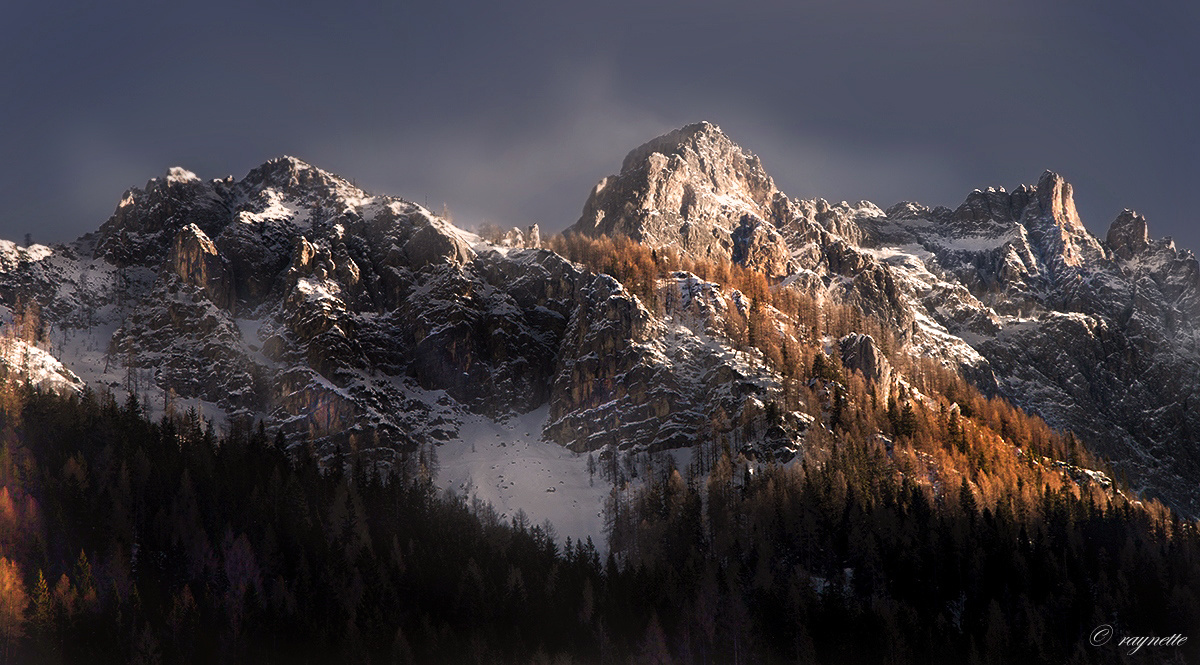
[434, 405, 611, 549]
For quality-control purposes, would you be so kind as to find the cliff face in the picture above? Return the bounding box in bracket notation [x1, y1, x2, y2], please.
[545, 271, 792, 455]
[0, 125, 1197, 514]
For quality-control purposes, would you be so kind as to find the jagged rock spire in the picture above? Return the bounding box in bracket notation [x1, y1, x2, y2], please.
[1035, 170, 1085, 232]
[1107, 209, 1150, 260]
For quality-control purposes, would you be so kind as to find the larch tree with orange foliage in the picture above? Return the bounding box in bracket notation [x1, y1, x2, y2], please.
[0, 556, 27, 662]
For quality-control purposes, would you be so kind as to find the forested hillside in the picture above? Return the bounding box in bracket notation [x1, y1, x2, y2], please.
[0, 361, 1193, 663]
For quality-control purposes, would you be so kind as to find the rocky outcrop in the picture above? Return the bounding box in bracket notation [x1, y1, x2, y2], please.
[1019, 171, 1105, 277]
[494, 224, 541, 249]
[840, 333, 891, 401]
[168, 224, 235, 309]
[731, 216, 792, 278]
[546, 271, 791, 455]
[1033, 170, 1085, 232]
[546, 274, 658, 450]
[402, 222, 475, 269]
[109, 278, 264, 412]
[1106, 210, 1150, 260]
[94, 168, 232, 268]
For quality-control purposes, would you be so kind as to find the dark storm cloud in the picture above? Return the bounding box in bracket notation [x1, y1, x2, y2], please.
[3, 1, 1198, 252]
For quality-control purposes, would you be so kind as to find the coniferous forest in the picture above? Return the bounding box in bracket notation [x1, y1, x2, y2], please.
[0, 380, 1195, 664]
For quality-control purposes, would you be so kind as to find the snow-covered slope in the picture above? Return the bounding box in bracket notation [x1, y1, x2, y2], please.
[436, 406, 609, 546]
[0, 336, 84, 393]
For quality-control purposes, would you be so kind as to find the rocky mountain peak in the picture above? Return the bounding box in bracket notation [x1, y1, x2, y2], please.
[242, 155, 362, 202]
[884, 201, 931, 219]
[570, 122, 790, 275]
[618, 121, 777, 210]
[1002, 170, 1103, 275]
[620, 122, 751, 172]
[1033, 170, 1085, 232]
[1106, 209, 1150, 260]
[951, 186, 1020, 231]
[260, 154, 314, 176]
[93, 165, 230, 267]
[933, 170, 1098, 276]
[166, 166, 201, 185]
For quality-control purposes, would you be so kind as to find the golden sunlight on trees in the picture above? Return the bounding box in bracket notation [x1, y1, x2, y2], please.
[0, 556, 27, 661]
[550, 231, 1129, 528]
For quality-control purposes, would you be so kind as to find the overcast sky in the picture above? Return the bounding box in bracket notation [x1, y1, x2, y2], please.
[4, 1, 1199, 252]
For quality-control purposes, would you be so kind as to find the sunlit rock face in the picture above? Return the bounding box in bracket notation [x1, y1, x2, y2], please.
[570, 121, 794, 277]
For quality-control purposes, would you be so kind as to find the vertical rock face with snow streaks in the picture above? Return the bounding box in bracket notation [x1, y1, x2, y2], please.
[169, 223, 235, 309]
[840, 333, 891, 402]
[545, 271, 787, 454]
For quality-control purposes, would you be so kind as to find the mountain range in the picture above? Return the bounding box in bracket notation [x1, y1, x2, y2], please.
[1, 121, 1196, 516]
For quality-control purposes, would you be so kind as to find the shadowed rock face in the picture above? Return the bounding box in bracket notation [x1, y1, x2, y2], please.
[94, 167, 234, 268]
[840, 333, 891, 402]
[544, 271, 789, 455]
[1107, 210, 1150, 260]
[5, 157, 599, 459]
[731, 217, 791, 279]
